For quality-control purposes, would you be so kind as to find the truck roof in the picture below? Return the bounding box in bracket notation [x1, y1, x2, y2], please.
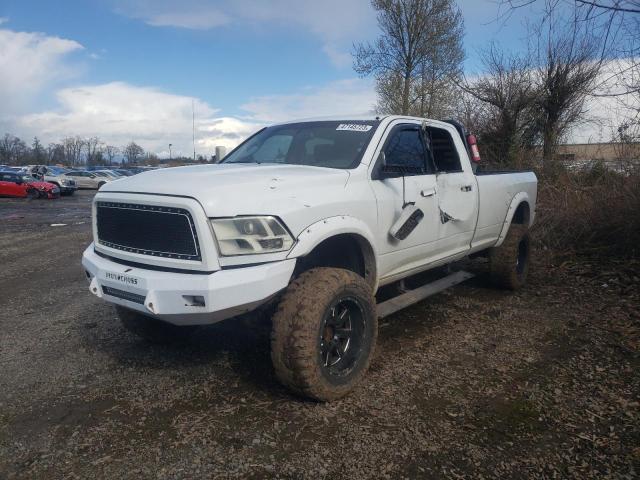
[271, 115, 457, 131]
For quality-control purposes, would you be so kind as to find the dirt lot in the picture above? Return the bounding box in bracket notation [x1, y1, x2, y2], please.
[1, 190, 639, 479]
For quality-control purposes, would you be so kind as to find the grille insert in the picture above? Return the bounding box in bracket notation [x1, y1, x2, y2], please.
[102, 286, 146, 305]
[96, 202, 201, 261]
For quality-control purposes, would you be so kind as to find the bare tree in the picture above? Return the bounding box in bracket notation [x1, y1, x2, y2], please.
[84, 136, 103, 166]
[353, 0, 464, 115]
[31, 137, 45, 164]
[104, 145, 119, 165]
[500, 0, 640, 137]
[500, 1, 640, 16]
[62, 136, 84, 166]
[0, 134, 28, 165]
[123, 142, 144, 164]
[47, 143, 65, 165]
[459, 44, 537, 165]
[529, 7, 603, 165]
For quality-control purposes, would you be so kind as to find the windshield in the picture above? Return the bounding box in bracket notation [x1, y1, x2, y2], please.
[94, 172, 108, 177]
[47, 167, 67, 175]
[222, 121, 379, 169]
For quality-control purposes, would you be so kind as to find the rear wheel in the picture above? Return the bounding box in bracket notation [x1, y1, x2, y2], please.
[271, 268, 377, 401]
[489, 224, 531, 290]
[27, 189, 39, 200]
[116, 306, 198, 344]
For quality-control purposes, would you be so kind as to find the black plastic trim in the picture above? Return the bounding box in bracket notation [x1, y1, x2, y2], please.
[94, 249, 215, 275]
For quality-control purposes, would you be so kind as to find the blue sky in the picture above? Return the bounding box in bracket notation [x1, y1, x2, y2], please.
[1, 0, 613, 156]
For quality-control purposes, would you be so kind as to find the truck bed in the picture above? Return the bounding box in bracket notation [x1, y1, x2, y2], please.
[472, 170, 537, 250]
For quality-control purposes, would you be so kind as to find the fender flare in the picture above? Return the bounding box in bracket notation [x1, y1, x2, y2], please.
[494, 192, 534, 247]
[287, 215, 379, 290]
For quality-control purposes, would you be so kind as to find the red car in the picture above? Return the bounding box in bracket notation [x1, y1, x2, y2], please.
[0, 171, 60, 199]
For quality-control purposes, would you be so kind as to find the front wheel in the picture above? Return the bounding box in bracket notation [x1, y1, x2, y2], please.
[271, 268, 378, 401]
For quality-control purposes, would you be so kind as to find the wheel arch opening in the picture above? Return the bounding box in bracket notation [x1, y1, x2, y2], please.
[294, 233, 377, 289]
[512, 201, 530, 225]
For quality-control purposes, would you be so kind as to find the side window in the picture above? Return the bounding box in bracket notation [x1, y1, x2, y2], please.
[383, 127, 427, 174]
[428, 127, 462, 173]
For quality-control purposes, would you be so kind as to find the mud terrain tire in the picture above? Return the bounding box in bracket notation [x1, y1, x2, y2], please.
[489, 224, 531, 290]
[271, 268, 377, 401]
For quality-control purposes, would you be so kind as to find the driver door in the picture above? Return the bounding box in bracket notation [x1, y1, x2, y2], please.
[369, 122, 441, 281]
[72, 172, 90, 188]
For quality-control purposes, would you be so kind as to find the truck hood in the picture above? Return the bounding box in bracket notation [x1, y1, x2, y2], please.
[99, 164, 351, 232]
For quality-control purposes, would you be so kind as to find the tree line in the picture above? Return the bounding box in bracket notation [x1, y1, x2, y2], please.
[353, 0, 639, 171]
[0, 134, 152, 167]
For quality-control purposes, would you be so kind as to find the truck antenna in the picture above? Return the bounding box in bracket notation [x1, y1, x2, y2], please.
[192, 98, 196, 161]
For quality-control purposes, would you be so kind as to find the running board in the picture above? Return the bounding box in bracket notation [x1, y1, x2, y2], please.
[377, 270, 475, 319]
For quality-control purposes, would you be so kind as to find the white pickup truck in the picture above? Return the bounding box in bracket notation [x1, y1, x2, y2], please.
[82, 116, 537, 401]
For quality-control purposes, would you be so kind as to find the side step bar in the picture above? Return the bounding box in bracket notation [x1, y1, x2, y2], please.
[377, 270, 475, 319]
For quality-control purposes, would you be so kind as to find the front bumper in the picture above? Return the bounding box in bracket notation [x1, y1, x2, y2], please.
[59, 185, 77, 194]
[45, 188, 60, 199]
[82, 244, 296, 325]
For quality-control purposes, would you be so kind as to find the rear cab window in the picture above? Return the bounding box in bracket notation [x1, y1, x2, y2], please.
[426, 127, 462, 173]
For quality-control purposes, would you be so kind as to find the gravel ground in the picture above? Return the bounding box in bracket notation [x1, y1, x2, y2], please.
[1, 190, 639, 479]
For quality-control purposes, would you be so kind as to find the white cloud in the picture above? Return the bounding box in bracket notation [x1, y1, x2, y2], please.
[240, 78, 377, 123]
[567, 59, 640, 143]
[15, 82, 233, 156]
[114, 0, 376, 67]
[0, 28, 84, 114]
[9, 78, 376, 157]
[198, 117, 263, 152]
[145, 10, 230, 29]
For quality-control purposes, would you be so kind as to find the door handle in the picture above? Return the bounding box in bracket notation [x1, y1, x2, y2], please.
[421, 189, 436, 197]
[461, 185, 473, 192]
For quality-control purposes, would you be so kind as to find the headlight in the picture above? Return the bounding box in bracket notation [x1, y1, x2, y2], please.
[210, 216, 294, 256]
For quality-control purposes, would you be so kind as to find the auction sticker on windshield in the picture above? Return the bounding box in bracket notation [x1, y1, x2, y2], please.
[336, 124, 373, 132]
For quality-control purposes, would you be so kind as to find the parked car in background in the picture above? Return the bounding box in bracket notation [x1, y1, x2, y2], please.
[40, 166, 77, 196]
[125, 167, 145, 174]
[0, 171, 60, 199]
[94, 170, 125, 180]
[65, 170, 112, 189]
[113, 169, 134, 176]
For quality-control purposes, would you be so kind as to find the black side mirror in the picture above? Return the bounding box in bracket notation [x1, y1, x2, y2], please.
[15, 178, 23, 185]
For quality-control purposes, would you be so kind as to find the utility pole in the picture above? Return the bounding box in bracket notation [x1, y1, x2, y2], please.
[192, 98, 196, 162]
[169, 143, 172, 161]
